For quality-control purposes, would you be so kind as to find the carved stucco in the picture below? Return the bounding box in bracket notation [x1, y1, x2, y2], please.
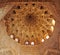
[0, 1, 60, 55]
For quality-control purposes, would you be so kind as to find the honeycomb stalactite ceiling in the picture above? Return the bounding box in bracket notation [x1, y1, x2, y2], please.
[3, 2, 56, 45]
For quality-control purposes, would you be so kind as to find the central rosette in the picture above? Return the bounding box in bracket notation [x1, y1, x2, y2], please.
[24, 13, 37, 26]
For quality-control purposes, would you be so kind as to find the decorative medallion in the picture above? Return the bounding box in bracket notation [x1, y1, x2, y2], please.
[4, 2, 55, 45]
